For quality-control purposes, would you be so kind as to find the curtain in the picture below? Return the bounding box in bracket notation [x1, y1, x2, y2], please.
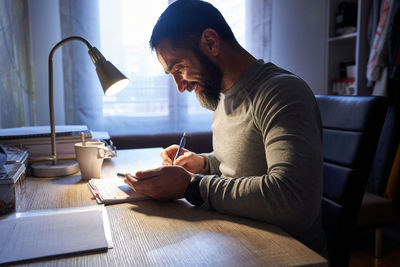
[59, 0, 104, 131]
[0, 0, 34, 128]
[0, 0, 272, 135]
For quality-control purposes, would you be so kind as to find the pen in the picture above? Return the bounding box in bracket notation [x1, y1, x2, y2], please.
[81, 131, 86, 146]
[117, 172, 137, 179]
[173, 132, 187, 164]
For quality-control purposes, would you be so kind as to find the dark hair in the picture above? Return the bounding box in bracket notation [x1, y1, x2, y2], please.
[149, 0, 236, 50]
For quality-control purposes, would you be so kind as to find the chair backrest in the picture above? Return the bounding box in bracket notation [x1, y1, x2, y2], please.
[315, 95, 387, 266]
[370, 105, 400, 195]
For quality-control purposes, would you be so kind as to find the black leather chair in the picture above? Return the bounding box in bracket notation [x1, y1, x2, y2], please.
[315, 95, 387, 267]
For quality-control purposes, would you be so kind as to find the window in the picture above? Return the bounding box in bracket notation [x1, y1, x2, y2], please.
[99, 0, 245, 135]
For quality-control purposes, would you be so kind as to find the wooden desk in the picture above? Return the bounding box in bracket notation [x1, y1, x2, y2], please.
[16, 148, 328, 266]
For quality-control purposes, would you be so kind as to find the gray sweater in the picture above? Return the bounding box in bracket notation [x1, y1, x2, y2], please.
[199, 60, 326, 255]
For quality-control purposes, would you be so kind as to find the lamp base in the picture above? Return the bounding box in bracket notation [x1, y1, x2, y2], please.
[31, 160, 79, 177]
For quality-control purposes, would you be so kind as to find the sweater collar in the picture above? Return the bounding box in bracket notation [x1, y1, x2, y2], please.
[223, 59, 265, 98]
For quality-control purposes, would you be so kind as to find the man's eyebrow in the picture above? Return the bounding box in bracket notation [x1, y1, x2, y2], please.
[166, 60, 180, 74]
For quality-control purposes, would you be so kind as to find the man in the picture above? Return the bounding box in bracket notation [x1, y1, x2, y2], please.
[124, 0, 327, 256]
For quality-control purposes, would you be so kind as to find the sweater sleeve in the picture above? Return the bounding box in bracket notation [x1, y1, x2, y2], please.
[198, 75, 323, 235]
[201, 152, 221, 175]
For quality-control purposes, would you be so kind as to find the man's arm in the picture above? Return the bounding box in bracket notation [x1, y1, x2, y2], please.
[191, 76, 323, 234]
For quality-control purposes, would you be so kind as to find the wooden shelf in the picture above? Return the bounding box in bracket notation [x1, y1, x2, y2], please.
[329, 32, 357, 42]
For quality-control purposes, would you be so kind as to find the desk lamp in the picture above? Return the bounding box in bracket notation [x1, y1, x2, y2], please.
[31, 36, 129, 177]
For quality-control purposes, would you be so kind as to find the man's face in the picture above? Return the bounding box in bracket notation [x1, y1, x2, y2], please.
[156, 41, 222, 111]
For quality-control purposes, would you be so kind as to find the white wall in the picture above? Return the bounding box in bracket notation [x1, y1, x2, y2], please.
[271, 0, 328, 94]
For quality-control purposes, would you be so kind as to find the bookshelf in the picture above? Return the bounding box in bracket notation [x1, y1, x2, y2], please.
[327, 0, 372, 95]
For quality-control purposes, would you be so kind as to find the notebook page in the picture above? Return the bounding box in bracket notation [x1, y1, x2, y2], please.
[0, 206, 108, 264]
[89, 178, 150, 204]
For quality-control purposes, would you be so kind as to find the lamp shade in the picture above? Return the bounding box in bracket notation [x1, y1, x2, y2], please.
[88, 47, 129, 96]
[96, 61, 129, 96]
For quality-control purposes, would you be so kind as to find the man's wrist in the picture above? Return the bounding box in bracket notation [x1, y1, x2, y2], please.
[200, 155, 209, 174]
[184, 174, 204, 206]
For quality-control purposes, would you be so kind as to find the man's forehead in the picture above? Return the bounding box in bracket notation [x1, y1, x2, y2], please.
[155, 41, 190, 72]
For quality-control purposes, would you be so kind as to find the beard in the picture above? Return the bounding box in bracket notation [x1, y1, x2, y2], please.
[188, 48, 222, 111]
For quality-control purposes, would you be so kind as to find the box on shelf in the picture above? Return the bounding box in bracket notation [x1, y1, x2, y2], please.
[332, 77, 356, 95]
[0, 162, 26, 214]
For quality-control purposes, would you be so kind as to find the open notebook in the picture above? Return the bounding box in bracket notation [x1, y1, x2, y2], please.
[88, 178, 150, 205]
[0, 205, 112, 265]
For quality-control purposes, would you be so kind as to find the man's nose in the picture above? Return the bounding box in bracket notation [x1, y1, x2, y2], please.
[172, 75, 187, 93]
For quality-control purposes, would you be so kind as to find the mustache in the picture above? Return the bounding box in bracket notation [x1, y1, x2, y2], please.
[186, 82, 197, 92]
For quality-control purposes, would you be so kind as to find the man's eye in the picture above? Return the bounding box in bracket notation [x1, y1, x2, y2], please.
[174, 65, 183, 74]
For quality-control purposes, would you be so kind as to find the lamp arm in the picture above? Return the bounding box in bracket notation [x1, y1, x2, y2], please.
[48, 36, 93, 164]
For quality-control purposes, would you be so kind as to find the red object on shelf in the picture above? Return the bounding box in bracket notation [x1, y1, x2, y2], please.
[332, 77, 356, 95]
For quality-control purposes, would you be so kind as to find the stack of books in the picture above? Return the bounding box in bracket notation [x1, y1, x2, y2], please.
[0, 125, 101, 159]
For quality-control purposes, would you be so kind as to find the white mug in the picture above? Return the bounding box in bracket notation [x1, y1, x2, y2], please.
[74, 142, 109, 179]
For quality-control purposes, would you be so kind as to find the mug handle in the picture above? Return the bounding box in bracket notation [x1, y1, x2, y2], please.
[97, 147, 109, 158]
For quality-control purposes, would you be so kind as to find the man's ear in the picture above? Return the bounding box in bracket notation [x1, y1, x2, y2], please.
[199, 28, 220, 57]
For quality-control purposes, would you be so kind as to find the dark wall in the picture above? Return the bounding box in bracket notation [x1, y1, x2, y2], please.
[111, 131, 213, 154]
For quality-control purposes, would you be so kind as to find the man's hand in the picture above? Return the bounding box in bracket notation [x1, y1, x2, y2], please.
[161, 145, 206, 173]
[124, 165, 193, 200]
